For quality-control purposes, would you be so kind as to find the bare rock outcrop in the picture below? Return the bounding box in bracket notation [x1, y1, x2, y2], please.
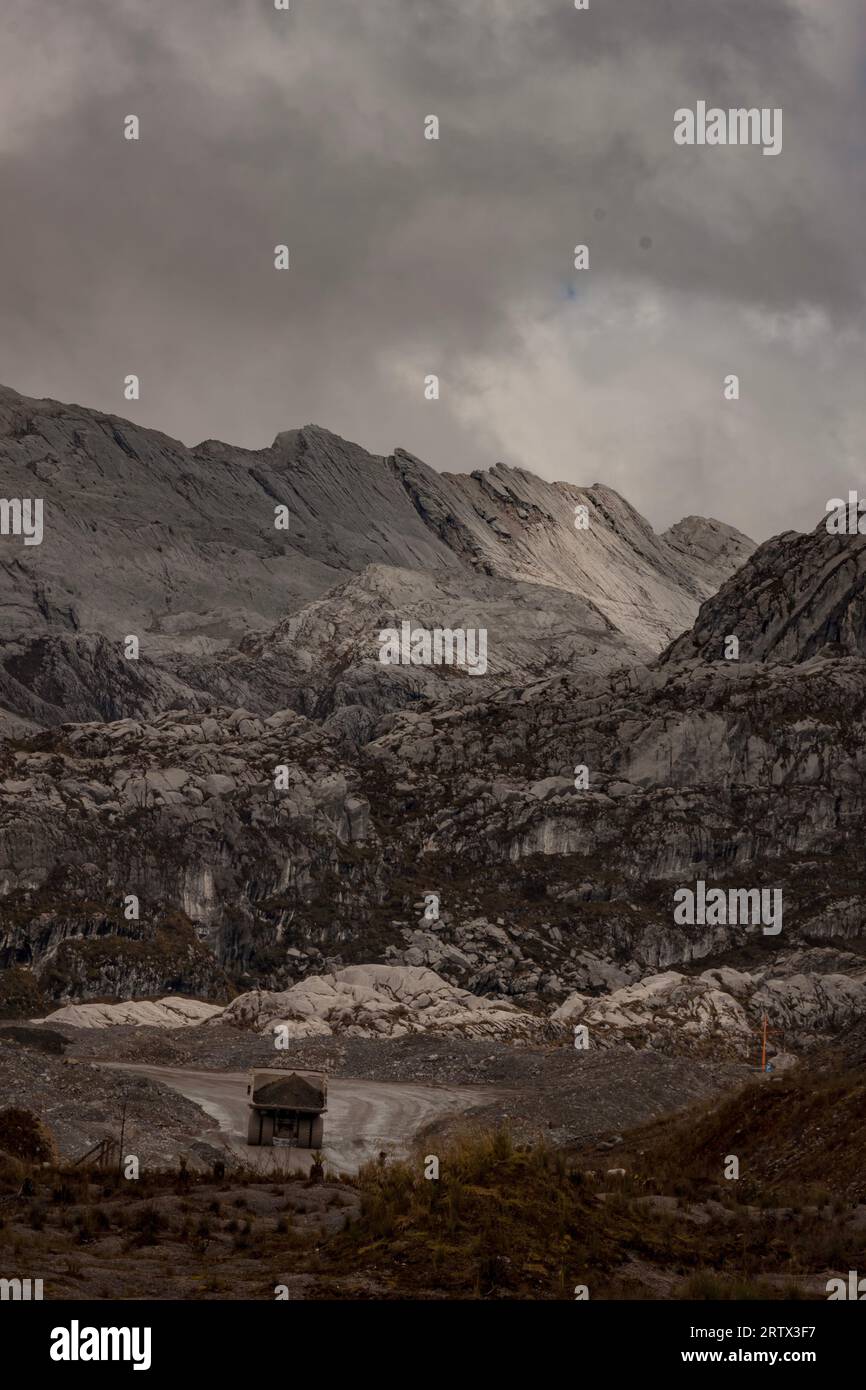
[552, 949, 866, 1057]
[0, 383, 753, 728]
[662, 516, 866, 664]
[38, 996, 223, 1029]
[219, 964, 546, 1041]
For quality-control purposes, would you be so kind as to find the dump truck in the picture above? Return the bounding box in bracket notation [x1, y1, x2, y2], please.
[246, 1069, 327, 1148]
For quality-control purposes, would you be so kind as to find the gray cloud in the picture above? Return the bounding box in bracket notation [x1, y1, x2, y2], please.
[0, 0, 863, 539]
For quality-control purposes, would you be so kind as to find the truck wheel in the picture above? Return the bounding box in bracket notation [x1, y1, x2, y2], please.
[259, 1113, 275, 1147]
[247, 1111, 261, 1146]
[310, 1116, 324, 1148]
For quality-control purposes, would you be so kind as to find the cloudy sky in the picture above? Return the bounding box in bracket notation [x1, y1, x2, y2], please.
[0, 0, 863, 540]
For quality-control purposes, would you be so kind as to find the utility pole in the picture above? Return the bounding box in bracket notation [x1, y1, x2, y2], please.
[753, 1013, 777, 1072]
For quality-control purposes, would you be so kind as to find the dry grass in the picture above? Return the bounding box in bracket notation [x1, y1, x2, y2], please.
[2, 1100, 865, 1299]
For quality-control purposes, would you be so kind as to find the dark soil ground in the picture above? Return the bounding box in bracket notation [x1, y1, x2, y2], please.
[2, 1025, 862, 1300]
[0, 1122, 860, 1301]
[56, 1022, 749, 1149]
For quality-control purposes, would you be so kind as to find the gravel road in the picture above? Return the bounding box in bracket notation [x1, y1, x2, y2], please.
[96, 1063, 494, 1174]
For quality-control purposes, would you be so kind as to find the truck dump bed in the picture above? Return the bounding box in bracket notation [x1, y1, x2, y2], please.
[248, 1069, 327, 1113]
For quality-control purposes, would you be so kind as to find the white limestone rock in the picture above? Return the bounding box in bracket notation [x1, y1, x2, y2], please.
[37, 996, 224, 1029]
[219, 964, 544, 1041]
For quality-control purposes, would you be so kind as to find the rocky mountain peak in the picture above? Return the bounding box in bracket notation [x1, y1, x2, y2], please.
[663, 514, 866, 665]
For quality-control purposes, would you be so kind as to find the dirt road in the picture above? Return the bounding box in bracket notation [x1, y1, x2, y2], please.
[97, 1063, 492, 1174]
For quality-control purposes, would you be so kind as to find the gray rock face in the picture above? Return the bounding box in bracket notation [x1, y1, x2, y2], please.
[662, 516, 866, 664]
[222, 561, 649, 745]
[0, 388, 459, 645]
[37, 997, 223, 1028]
[218, 964, 546, 1041]
[0, 704, 379, 1009]
[4, 648, 865, 1034]
[4, 382, 864, 1059]
[0, 384, 753, 728]
[362, 652, 866, 996]
[389, 450, 755, 652]
[0, 633, 208, 727]
[551, 947, 866, 1058]
[661, 516, 757, 595]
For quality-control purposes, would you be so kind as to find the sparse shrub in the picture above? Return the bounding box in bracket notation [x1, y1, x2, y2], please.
[52, 1180, 82, 1206]
[129, 1204, 168, 1246]
[0, 1151, 25, 1192]
[326, 1129, 609, 1297]
[0, 1107, 56, 1163]
[232, 1219, 254, 1251]
[783, 1282, 806, 1300]
[679, 1270, 779, 1300]
[75, 1209, 99, 1245]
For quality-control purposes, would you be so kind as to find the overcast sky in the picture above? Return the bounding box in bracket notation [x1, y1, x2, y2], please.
[0, 0, 863, 540]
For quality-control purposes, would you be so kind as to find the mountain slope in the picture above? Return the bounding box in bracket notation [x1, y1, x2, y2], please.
[0, 382, 779, 1015]
[0, 633, 208, 727]
[390, 448, 754, 652]
[0, 386, 461, 647]
[0, 383, 753, 667]
[662, 517, 866, 664]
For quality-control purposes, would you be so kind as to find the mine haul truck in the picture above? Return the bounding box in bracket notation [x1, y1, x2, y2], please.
[246, 1069, 327, 1148]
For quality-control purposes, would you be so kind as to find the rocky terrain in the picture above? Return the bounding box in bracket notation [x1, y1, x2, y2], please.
[0, 1035, 207, 1168]
[0, 383, 753, 733]
[2, 382, 865, 1081]
[36, 997, 222, 1029]
[552, 948, 866, 1059]
[215, 964, 548, 1041]
[1, 389, 864, 1306]
[41, 967, 548, 1042]
[0, 1016, 747, 1166]
[663, 515, 866, 664]
[1, 1041, 863, 1301]
[32, 946, 866, 1067]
